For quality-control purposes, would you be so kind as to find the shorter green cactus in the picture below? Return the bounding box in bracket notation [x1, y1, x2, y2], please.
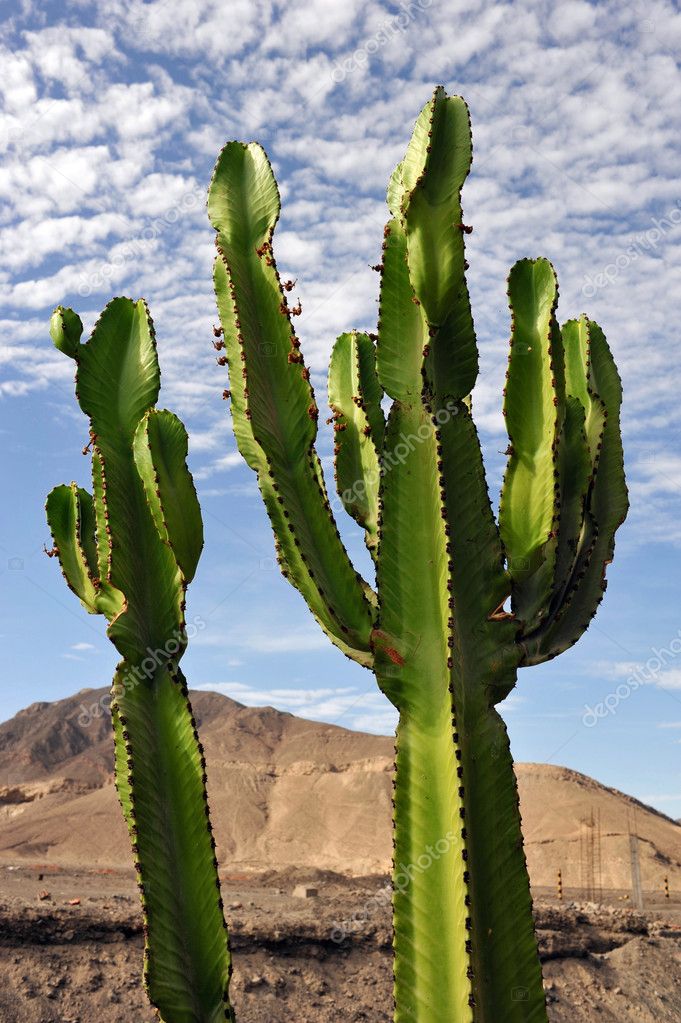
[46, 298, 234, 1023]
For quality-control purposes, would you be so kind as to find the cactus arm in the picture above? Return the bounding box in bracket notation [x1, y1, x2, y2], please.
[49, 305, 83, 358]
[376, 217, 427, 401]
[75, 300, 184, 663]
[212, 258, 263, 471]
[376, 402, 474, 1023]
[551, 396, 592, 604]
[377, 110, 478, 402]
[45, 484, 100, 613]
[499, 258, 563, 630]
[562, 317, 608, 459]
[208, 144, 375, 664]
[91, 448, 112, 578]
[521, 320, 628, 665]
[213, 259, 373, 665]
[89, 449, 127, 620]
[402, 90, 478, 401]
[113, 665, 233, 1023]
[133, 409, 204, 584]
[386, 161, 405, 218]
[45, 482, 123, 621]
[328, 331, 384, 557]
[76, 299, 160, 437]
[76, 484, 100, 579]
[112, 698, 133, 824]
[47, 299, 234, 1022]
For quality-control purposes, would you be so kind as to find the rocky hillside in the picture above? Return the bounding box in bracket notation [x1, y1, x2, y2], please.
[0, 688, 679, 890]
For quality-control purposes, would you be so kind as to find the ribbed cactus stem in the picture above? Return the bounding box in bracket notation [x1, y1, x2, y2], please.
[46, 299, 234, 1023]
[207, 86, 628, 1022]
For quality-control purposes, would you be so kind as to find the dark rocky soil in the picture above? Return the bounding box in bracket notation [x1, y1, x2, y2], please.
[1, 865, 680, 1022]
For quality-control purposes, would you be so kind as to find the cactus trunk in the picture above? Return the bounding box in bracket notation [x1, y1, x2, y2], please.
[390, 697, 547, 1022]
[391, 713, 472, 1021]
[376, 396, 544, 1020]
[207, 86, 627, 1022]
[458, 704, 545, 1019]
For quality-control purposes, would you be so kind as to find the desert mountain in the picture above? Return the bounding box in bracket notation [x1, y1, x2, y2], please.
[0, 687, 679, 891]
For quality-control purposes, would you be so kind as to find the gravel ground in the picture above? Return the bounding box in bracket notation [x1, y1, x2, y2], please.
[1, 865, 680, 1022]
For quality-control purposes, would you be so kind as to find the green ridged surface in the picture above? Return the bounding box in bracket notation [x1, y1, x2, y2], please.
[376, 217, 426, 401]
[328, 331, 384, 557]
[46, 484, 99, 613]
[552, 396, 591, 605]
[521, 319, 628, 664]
[500, 258, 563, 632]
[207, 86, 628, 1023]
[401, 89, 478, 402]
[208, 143, 375, 666]
[113, 665, 232, 1023]
[46, 297, 233, 1023]
[133, 409, 204, 584]
[376, 402, 473, 1023]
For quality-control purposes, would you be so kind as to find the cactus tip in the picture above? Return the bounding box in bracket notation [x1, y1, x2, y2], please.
[50, 306, 83, 359]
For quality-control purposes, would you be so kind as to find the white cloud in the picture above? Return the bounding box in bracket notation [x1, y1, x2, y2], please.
[195, 625, 329, 654]
[655, 670, 681, 691]
[1, 0, 680, 553]
[195, 680, 396, 734]
[193, 451, 245, 480]
[597, 658, 681, 691]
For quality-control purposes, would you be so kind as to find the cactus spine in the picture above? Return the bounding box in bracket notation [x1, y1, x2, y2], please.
[46, 300, 234, 1023]
[208, 86, 627, 1022]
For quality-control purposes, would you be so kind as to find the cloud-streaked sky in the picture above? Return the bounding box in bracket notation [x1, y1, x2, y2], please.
[1, 0, 680, 813]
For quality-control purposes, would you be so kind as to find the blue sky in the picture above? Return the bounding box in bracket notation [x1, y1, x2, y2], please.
[1, 0, 680, 814]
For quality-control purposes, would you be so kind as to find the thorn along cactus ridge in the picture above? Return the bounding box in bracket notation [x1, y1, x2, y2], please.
[208, 87, 628, 1022]
[46, 300, 234, 1023]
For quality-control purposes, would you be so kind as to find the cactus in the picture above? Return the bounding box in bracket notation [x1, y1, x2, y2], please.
[45, 299, 234, 1023]
[207, 86, 627, 1022]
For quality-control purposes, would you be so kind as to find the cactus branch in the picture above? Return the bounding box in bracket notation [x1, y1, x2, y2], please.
[208, 144, 375, 666]
[328, 330, 385, 558]
[500, 258, 564, 631]
[520, 318, 628, 664]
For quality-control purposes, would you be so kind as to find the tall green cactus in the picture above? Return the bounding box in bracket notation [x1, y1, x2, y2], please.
[208, 87, 627, 1022]
[46, 299, 234, 1023]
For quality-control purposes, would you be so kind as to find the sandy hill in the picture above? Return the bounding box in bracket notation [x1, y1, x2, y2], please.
[0, 687, 679, 891]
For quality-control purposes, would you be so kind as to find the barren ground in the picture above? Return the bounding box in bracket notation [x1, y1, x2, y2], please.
[1, 865, 680, 1022]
